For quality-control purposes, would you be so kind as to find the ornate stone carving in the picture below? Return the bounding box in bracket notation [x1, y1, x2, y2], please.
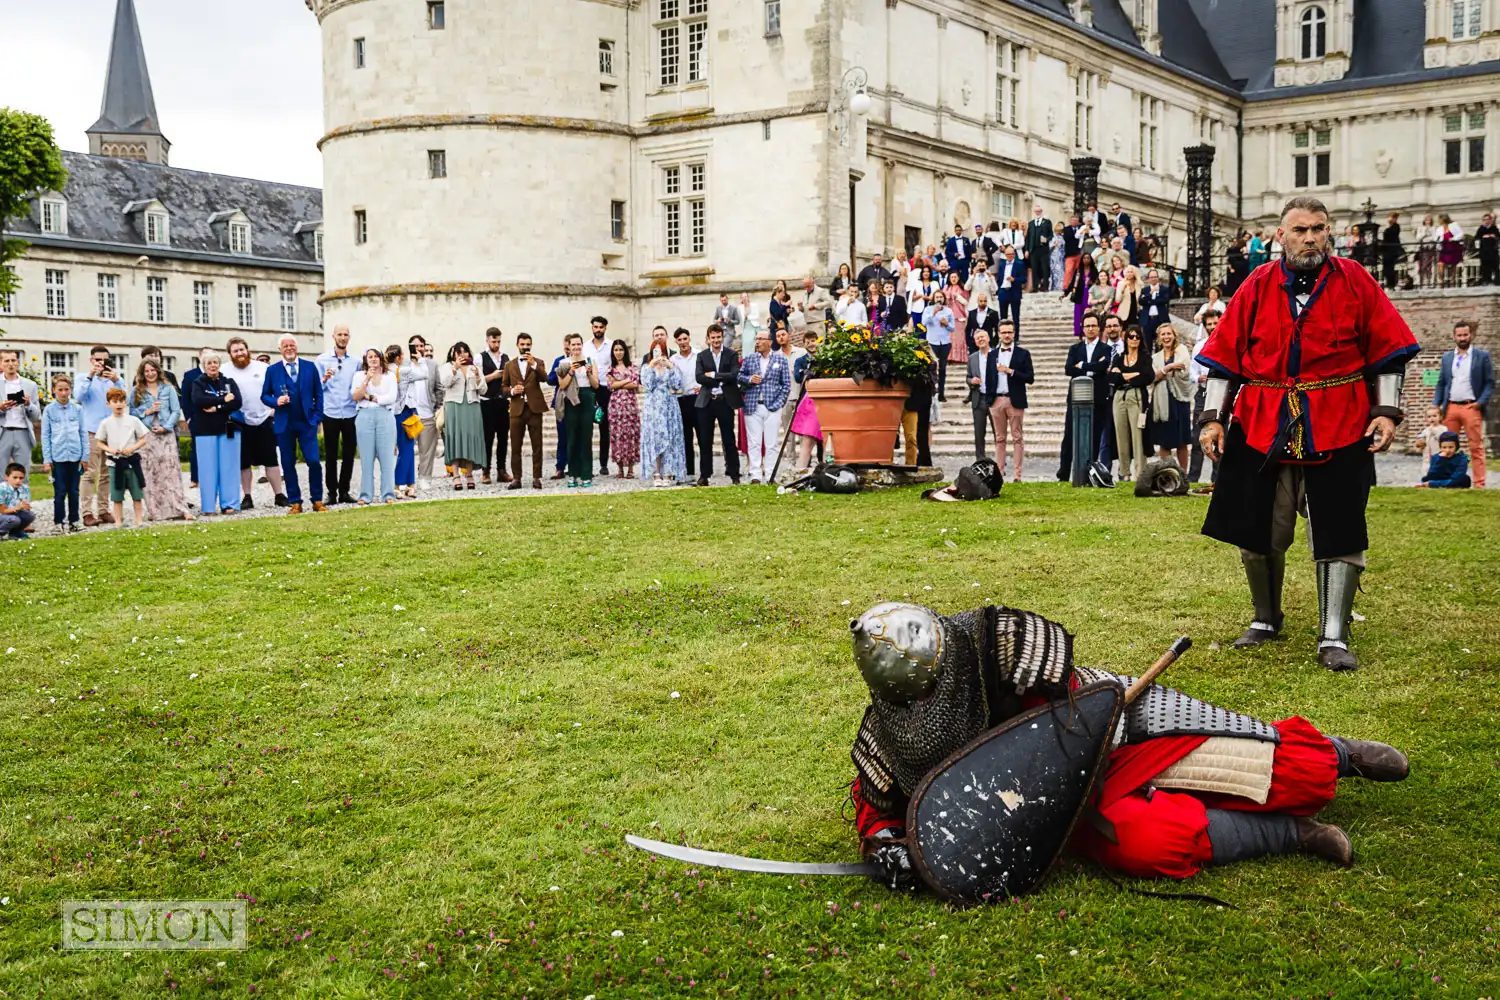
[1375, 150, 1393, 177]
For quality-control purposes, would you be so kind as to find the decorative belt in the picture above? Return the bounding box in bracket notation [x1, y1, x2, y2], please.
[1248, 372, 1364, 459]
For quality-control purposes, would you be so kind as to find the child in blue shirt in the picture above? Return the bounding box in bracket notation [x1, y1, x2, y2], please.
[0, 462, 34, 540]
[1419, 431, 1472, 489]
[41, 374, 89, 531]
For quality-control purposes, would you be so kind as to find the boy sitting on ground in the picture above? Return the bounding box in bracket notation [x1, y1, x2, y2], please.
[1418, 431, 1472, 489]
[0, 463, 35, 541]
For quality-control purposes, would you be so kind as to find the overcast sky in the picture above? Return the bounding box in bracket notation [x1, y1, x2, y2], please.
[0, 0, 324, 187]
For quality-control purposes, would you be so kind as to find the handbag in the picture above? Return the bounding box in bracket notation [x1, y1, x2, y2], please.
[402, 413, 425, 440]
[594, 405, 605, 424]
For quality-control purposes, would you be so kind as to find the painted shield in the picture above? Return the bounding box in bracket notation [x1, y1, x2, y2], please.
[905, 679, 1125, 903]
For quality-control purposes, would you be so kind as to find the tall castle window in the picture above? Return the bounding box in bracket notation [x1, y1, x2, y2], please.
[1300, 7, 1327, 59]
[428, 150, 447, 179]
[995, 41, 1023, 130]
[1444, 112, 1486, 174]
[1138, 96, 1161, 171]
[237, 285, 256, 329]
[45, 269, 68, 318]
[1452, 0, 1482, 38]
[280, 289, 298, 332]
[656, 0, 708, 88]
[1293, 129, 1332, 187]
[354, 209, 368, 246]
[194, 281, 213, 326]
[146, 276, 167, 324]
[98, 274, 119, 321]
[660, 161, 707, 258]
[427, 2, 445, 30]
[354, 37, 366, 69]
[1074, 71, 1097, 151]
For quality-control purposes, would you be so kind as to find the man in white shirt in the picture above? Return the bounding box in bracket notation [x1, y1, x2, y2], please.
[671, 327, 700, 479]
[478, 326, 513, 484]
[227, 337, 287, 508]
[0, 349, 42, 474]
[316, 326, 360, 504]
[405, 335, 441, 483]
[587, 316, 615, 475]
[712, 294, 742, 328]
[1057, 312, 1113, 481]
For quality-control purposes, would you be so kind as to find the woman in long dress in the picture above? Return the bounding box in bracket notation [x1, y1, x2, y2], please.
[1149, 326, 1194, 471]
[1415, 213, 1437, 287]
[943, 271, 969, 366]
[130, 359, 192, 521]
[639, 345, 686, 487]
[1048, 230, 1066, 291]
[1437, 213, 1465, 287]
[439, 341, 486, 490]
[606, 340, 641, 479]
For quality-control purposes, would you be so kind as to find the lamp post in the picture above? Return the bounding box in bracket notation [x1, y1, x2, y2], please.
[837, 67, 871, 148]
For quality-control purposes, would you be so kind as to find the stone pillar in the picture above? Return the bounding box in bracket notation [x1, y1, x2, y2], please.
[1184, 144, 1216, 297]
[1071, 156, 1101, 220]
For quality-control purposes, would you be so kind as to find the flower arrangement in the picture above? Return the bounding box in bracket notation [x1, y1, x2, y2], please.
[19, 356, 52, 406]
[807, 322, 935, 387]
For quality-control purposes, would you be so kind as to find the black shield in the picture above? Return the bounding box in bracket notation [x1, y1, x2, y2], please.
[905, 679, 1124, 904]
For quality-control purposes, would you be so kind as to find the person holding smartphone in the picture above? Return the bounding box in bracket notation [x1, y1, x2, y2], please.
[552, 332, 599, 488]
[74, 345, 126, 525]
[439, 341, 486, 490]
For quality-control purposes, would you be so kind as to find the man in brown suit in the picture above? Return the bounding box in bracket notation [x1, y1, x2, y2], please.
[501, 332, 548, 489]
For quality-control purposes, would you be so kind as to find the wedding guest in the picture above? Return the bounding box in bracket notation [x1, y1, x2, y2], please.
[586, 316, 614, 475]
[130, 358, 191, 521]
[965, 291, 1000, 354]
[384, 344, 424, 498]
[1192, 286, 1226, 324]
[1415, 213, 1437, 287]
[834, 285, 867, 326]
[1113, 266, 1143, 326]
[1139, 268, 1173, 355]
[1108, 326, 1153, 482]
[405, 335, 442, 486]
[1062, 250, 1099, 337]
[440, 341, 486, 490]
[0, 348, 42, 474]
[352, 347, 398, 504]
[189, 351, 244, 516]
[75, 345, 126, 526]
[1149, 326, 1194, 471]
[1380, 212, 1403, 290]
[554, 332, 600, 488]
[799, 277, 834, 336]
[790, 334, 823, 475]
[991, 320, 1033, 482]
[671, 327, 700, 478]
[40, 374, 87, 532]
[227, 337, 286, 508]
[96, 388, 149, 528]
[1437, 214, 1465, 288]
[501, 333, 548, 490]
[694, 324, 742, 486]
[607, 340, 641, 480]
[0, 463, 33, 540]
[769, 279, 791, 328]
[317, 325, 360, 505]
[260, 334, 327, 514]
[477, 327, 513, 485]
[829, 262, 854, 298]
[966, 328, 997, 461]
[640, 344, 687, 487]
[736, 292, 763, 354]
[737, 329, 791, 485]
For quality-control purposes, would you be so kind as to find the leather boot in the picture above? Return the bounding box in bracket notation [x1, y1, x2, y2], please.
[1316, 560, 1361, 671]
[1332, 738, 1409, 781]
[1295, 817, 1353, 867]
[1233, 550, 1285, 648]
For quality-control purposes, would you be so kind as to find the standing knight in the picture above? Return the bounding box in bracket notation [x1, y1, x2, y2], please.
[1196, 196, 1419, 670]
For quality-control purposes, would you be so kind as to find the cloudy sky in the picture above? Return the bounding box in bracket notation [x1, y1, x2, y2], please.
[1, 0, 324, 187]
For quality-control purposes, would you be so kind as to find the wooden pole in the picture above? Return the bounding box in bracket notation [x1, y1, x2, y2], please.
[1123, 636, 1192, 705]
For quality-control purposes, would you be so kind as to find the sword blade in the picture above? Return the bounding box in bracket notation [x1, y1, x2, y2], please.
[625, 835, 876, 877]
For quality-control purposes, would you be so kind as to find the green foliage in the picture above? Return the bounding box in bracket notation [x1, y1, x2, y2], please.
[808, 324, 937, 386]
[0, 486, 1497, 996]
[0, 108, 69, 302]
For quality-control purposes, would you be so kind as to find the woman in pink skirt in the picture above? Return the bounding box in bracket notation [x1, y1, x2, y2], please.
[606, 340, 641, 479]
[944, 271, 969, 366]
[790, 337, 822, 475]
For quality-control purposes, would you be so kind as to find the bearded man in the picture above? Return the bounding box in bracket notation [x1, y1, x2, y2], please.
[1196, 197, 1418, 671]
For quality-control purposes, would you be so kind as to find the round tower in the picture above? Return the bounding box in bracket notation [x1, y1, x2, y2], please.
[310, 0, 636, 351]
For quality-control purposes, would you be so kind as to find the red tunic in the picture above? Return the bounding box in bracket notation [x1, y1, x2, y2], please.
[1195, 258, 1418, 460]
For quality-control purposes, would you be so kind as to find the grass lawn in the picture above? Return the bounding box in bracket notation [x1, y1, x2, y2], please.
[1, 483, 1496, 998]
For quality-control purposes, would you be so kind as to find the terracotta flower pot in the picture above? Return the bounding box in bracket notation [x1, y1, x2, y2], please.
[805, 378, 909, 465]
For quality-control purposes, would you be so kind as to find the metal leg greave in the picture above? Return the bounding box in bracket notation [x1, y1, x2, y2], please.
[1316, 560, 1362, 671]
[1233, 550, 1285, 647]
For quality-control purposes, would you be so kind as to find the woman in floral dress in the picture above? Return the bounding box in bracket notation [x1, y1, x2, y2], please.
[606, 340, 641, 479]
[943, 271, 969, 366]
[638, 344, 686, 486]
[129, 359, 192, 522]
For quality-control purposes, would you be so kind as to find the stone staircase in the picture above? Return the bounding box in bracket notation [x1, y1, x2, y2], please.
[929, 296, 1077, 458]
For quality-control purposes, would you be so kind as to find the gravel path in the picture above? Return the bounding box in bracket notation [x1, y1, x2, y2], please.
[15, 451, 1490, 538]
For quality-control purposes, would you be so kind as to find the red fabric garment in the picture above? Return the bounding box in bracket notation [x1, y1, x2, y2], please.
[1072, 716, 1340, 879]
[851, 777, 905, 840]
[1195, 258, 1418, 459]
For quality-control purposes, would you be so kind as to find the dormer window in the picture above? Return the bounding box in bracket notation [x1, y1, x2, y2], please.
[229, 221, 252, 255]
[1300, 7, 1327, 59]
[1452, 0, 1482, 38]
[146, 211, 169, 246]
[41, 197, 67, 234]
[314, 230, 324, 262]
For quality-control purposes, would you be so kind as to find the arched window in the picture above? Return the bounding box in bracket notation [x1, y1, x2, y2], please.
[1300, 6, 1327, 59]
[1452, 0, 1481, 38]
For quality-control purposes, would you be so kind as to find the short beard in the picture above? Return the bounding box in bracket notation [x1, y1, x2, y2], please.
[1287, 247, 1327, 272]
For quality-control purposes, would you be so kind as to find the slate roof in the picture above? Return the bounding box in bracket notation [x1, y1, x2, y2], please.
[1006, 0, 1499, 98]
[7, 151, 323, 271]
[88, 0, 164, 138]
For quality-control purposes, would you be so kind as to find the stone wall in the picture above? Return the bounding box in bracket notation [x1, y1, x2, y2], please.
[1171, 287, 1499, 454]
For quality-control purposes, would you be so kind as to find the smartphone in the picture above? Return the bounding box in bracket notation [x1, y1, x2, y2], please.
[6, 391, 24, 405]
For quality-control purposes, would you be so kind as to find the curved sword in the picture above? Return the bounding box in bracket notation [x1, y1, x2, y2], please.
[625, 835, 875, 877]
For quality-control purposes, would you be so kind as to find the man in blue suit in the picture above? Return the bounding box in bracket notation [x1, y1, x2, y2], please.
[1433, 320, 1493, 488]
[994, 244, 1028, 336]
[944, 224, 973, 285]
[260, 333, 327, 513]
[1139, 267, 1173, 355]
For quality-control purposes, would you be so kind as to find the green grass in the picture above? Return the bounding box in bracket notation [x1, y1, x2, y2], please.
[1, 484, 1496, 998]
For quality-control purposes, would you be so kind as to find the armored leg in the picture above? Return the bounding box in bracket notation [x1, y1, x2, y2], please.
[1233, 549, 1286, 648]
[1316, 560, 1362, 671]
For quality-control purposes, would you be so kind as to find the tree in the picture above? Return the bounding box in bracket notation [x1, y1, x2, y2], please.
[0, 108, 69, 306]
